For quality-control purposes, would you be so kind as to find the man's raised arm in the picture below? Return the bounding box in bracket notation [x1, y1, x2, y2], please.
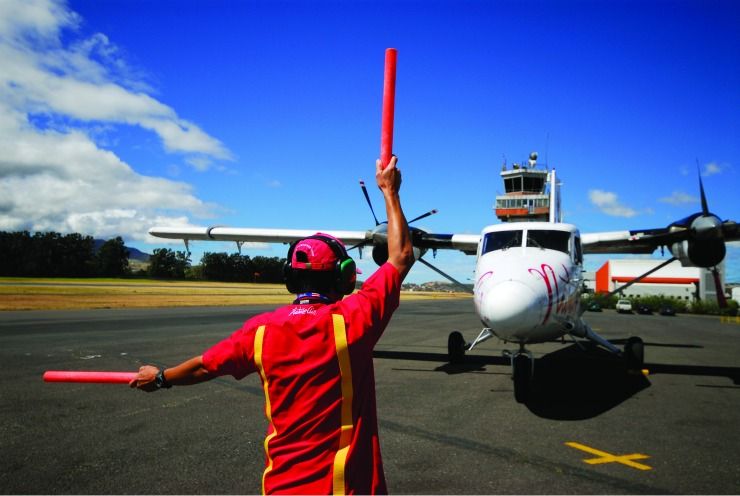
[376, 156, 415, 281]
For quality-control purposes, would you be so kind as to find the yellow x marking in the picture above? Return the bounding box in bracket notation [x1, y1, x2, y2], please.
[565, 442, 652, 471]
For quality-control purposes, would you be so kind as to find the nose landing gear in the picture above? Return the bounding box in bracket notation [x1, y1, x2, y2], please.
[448, 330, 535, 404]
[504, 347, 534, 404]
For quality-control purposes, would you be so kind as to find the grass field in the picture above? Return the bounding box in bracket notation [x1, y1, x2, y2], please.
[0, 277, 470, 311]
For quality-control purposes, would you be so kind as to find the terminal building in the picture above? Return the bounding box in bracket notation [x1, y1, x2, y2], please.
[587, 259, 725, 303]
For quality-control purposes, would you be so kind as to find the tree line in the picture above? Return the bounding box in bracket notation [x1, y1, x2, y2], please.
[0, 231, 286, 283]
[0, 231, 129, 277]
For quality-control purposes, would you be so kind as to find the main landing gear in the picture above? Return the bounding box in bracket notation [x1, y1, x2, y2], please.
[448, 329, 646, 404]
[623, 336, 645, 370]
[447, 331, 466, 364]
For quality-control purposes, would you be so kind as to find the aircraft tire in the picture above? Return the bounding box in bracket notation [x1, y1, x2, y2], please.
[624, 336, 644, 369]
[448, 331, 466, 364]
[513, 354, 531, 404]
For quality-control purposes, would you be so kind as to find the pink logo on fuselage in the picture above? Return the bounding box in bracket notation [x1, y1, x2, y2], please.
[528, 263, 575, 325]
[476, 271, 493, 300]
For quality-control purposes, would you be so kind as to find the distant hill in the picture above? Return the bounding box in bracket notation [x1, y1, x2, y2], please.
[93, 239, 150, 262]
[402, 281, 473, 293]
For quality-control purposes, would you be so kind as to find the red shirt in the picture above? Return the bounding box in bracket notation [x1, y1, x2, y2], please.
[202, 262, 401, 495]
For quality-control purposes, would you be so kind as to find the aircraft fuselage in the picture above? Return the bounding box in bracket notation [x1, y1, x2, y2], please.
[473, 222, 583, 344]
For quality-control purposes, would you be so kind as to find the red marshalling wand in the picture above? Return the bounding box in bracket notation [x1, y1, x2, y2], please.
[380, 48, 397, 169]
[43, 371, 137, 384]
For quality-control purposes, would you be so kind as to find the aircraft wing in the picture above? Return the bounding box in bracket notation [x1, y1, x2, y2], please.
[582, 219, 739, 255]
[149, 226, 371, 247]
[149, 226, 481, 255]
[412, 232, 480, 255]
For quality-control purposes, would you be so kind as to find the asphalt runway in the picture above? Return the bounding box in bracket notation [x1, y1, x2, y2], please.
[2, 300, 740, 494]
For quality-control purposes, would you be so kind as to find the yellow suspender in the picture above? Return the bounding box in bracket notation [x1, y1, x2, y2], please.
[254, 325, 275, 495]
[254, 315, 354, 496]
[331, 314, 354, 496]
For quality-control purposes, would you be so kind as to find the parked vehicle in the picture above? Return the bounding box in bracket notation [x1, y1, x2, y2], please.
[616, 299, 633, 313]
[587, 302, 602, 312]
[659, 305, 676, 316]
[636, 304, 652, 315]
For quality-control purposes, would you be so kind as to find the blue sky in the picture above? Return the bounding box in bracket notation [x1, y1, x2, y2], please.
[1, 0, 738, 283]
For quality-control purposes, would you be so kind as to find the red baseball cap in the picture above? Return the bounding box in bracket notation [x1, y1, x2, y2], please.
[291, 233, 362, 273]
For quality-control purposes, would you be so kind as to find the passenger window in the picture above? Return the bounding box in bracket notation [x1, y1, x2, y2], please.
[482, 230, 523, 254]
[526, 230, 570, 254]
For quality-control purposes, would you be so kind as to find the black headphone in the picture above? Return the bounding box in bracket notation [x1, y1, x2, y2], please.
[283, 234, 357, 296]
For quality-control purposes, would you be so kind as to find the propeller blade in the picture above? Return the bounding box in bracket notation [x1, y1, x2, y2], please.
[697, 160, 709, 216]
[711, 267, 728, 308]
[417, 257, 473, 294]
[347, 240, 370, 252]
[359, 180, 380, 226]
[408, 209, 439, 225]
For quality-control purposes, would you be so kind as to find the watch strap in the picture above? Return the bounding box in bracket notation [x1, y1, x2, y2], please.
[156, 368, 172, 389]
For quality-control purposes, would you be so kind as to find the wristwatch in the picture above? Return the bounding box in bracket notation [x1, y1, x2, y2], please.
[155, 368, 172, 389]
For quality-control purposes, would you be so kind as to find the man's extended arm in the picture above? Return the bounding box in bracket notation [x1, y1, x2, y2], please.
[129, 355, 213, 392]
[376, 156, 415, 281]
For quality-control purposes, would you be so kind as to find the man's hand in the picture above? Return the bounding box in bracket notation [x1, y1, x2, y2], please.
[130, 356, 211, 391]
[129, 365, 159, 392]
[376, 155, 401, 196]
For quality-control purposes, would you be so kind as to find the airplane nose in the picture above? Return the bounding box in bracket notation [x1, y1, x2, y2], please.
[481, 281, 543, 334]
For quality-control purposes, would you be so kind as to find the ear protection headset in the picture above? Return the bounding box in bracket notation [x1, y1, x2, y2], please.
[283, 235, 357, 296]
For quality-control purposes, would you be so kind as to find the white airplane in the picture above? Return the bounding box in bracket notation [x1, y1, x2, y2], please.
[149, 159, 738, 402]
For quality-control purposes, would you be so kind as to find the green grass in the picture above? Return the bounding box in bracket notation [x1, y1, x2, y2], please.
[0, 277, 469, 311]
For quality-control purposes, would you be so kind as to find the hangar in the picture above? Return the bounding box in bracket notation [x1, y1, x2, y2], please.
[591, 259, 724, 303]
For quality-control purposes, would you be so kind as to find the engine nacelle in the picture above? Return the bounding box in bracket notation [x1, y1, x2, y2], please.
[670, 239, 726, 268]
[371, 244, 426, 266]
[372, 245, 388, 266]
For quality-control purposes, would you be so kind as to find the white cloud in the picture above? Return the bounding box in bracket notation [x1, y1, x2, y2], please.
[702, 162, 722, 177]
[0, 0, 231, 241]
[588, 189, 638, 218]
[659, 191, 698, 206]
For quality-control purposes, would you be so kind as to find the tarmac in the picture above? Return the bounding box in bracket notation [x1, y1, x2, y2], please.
[2, 299, 740, 494]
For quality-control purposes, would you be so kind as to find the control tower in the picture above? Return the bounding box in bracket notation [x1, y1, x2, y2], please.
[494, 152, 556, 222]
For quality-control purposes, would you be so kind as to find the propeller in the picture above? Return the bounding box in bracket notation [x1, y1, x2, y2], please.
[699, 167, 709, 216]
[359, 181, 381, 226]
[352, 180, 451, 284]
[691, 166, 724, 240]
[358, 179, 439, 228]
[694, 163, 728, 307]
[408, 209, 439, 224]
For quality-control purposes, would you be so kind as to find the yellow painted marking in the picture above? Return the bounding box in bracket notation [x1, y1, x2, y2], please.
[331, 314, 354, 496]
[566, 442, 652, 471]
[720, 316, 740, 325]
[255, 325, 277, 495]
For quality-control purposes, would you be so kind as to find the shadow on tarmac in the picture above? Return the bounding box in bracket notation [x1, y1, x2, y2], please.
[524, 344, 650, 420]
[374, 346, 649, 420]
[374, 340, 740, 420]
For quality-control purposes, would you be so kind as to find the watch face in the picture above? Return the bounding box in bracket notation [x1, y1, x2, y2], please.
[155, 371, 165, 388]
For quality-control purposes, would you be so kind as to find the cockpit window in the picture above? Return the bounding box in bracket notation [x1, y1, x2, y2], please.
[482, 230, 523, 254]
[526, 230, 570, 254]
